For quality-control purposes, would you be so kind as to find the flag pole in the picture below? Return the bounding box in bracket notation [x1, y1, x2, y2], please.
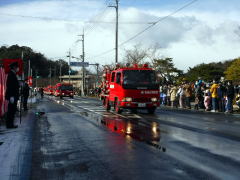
[20, 51, 24, 124]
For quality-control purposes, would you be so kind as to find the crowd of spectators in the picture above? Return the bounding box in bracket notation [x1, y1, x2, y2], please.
[159, 79, 240, 113]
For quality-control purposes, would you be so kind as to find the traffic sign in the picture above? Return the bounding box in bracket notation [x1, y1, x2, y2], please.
[70, 62, 89, 67]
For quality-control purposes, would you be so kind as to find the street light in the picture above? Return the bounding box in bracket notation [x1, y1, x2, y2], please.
[71, 56, 81, 60]
[72, 56, 85, 96]
[66, 50, 71, 84]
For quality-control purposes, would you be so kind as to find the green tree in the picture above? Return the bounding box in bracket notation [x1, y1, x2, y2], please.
[152, 57, 183, 83]
[0, 45, 70, 78]
[224, 58, 240, 82]
[185, 60, 233, 82]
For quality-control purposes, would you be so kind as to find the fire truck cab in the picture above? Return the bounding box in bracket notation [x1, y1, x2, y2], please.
[54, 83, 74, 98]
[101, 64, 160, 114]
[45, 85, 54, 95]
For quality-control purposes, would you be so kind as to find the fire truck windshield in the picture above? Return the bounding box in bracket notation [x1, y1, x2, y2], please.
[59, 85, 73, 91]
[123, 70, 158, 89]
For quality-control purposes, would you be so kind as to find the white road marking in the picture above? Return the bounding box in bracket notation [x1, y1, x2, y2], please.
[54, 97, 142, 119]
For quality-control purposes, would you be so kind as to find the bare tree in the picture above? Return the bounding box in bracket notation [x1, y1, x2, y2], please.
[123, 44, 148, 65]
[147, 43, 162, 61]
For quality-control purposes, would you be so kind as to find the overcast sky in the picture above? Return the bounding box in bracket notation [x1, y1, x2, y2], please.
[0, 0, 240, 70]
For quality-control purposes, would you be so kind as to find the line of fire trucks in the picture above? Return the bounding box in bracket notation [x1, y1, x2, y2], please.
[1, 58, 160, 117]
[43, 83, 74, 98]
[44, 63, 160, 114]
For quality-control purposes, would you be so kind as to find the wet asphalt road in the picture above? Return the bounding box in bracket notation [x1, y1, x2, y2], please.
[30, 96, 240, 180]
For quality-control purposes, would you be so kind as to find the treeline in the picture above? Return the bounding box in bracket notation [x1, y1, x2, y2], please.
[185, 60, 235, 82]
[121, 44, 240, 84]
[0, 45, 72, 78]
[1, 44, 239, 84]
[153, 58, 240, 84]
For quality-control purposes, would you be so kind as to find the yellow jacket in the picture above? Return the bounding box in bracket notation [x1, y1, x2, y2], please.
[210, 84, 219, 98]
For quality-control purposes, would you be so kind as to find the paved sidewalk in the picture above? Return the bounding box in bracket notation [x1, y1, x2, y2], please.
[0, 98, 39, 180]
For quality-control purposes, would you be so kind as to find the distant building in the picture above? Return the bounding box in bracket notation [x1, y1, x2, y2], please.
[59, 74, 99, 91]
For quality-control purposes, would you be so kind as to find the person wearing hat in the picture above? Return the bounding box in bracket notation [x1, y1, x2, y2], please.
[22, 78, 30, 111]
[5, 61, 20, 128]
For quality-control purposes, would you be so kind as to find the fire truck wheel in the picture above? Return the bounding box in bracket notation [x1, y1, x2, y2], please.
[147, 107, 156, 114]
[115, 106, 122, 114]
[114, 100, 122, 114]
[105, 99, 111, 111]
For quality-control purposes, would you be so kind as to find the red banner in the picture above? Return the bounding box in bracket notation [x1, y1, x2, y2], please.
[28, 76, 33, 87]
[0, 67, 8, 117]
[1, 59, 23, 75]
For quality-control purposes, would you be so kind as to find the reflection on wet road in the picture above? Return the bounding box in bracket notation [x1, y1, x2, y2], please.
[31, 96, 240, 180]
[80, 110, 165, 152]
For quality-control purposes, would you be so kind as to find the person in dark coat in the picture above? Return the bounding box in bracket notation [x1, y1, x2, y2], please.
[39, 87, 44, 98]
[217, 83, 226, 112]
[5, 62, 20, 128]
[195, 84, 204, 109]
[22, 78, 30, 111]
[225, 81, 235, 113]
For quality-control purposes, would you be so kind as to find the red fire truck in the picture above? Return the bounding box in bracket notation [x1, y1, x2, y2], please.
[44, 85, 54, 95]
[54, 83, 74, 98]
[100, 64, 160, 114]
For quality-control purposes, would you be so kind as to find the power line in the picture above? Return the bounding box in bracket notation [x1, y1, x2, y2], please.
[86, 21, 154, 24]
[83, 0, 113, 35]
[0, 13, 84, 23]
[119, 0, 198, 47]
[89, 0, 198, 59]
[70, 3, 111, 60]
[88, 47, 115, 59]
[84, 7, 109, 35]
[0, 12, 155, 25]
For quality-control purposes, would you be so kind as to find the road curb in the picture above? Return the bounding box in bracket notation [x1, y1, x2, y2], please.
[159, 105, 240, 117]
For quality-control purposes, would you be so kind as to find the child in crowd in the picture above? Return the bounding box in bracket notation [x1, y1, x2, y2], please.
[204, 90, 211, 111]
[194, 96, 199, 110]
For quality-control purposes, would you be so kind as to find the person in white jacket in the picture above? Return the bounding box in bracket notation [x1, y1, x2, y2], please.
[177, 85, 185, 108]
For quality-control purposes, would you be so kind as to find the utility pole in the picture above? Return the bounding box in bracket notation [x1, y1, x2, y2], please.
[36, 70, 38, 87]
[52, 66, 56, 85]
[49, 66, 52, 86]
[68, 50, 71, 84]
[28, 60, 31, 78]
[59, 61, 62, 82]
[96, 63, 99, 86]
[109, 0, 119, 64]
[78, 29, 85, 96]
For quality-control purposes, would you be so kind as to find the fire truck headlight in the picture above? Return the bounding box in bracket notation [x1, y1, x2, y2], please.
[151, 97, 158, 102]
[123, 97, 132, 102]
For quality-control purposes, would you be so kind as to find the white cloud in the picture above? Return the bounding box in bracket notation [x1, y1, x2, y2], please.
[164, 20, 240, 70]
[0, 0, 239, 71]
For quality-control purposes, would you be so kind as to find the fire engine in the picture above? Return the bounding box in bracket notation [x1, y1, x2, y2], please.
[100, 64, 160, 114]
[44, 85, 54, 95]
[54, 83, 74, 98]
